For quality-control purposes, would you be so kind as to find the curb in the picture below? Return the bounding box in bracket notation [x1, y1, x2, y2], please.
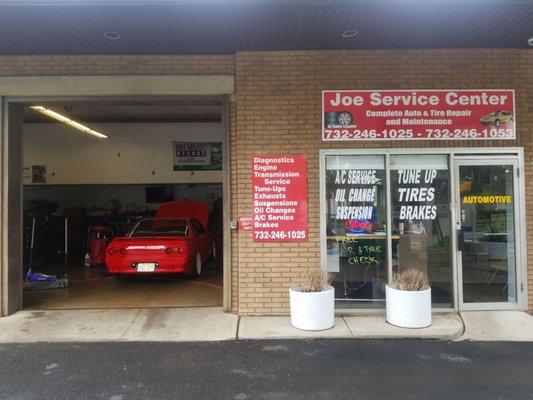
[237, 315, 465, 341]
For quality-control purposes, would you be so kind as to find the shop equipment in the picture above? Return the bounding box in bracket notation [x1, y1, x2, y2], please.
[25, 217, 69, 290]
[86, 225, 112, 267]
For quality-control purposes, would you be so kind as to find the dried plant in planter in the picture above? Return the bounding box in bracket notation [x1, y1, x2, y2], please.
[391, 269, 429, 291]
[292, 267, 334, 293]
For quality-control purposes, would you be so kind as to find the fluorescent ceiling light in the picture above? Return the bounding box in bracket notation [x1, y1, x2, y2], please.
[30, 106, 109, 139]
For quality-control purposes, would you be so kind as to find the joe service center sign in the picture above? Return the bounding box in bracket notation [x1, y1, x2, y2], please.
[322, 90, 515, 141]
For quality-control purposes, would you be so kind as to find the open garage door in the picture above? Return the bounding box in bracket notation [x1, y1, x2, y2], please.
[6, 97, 229, 312]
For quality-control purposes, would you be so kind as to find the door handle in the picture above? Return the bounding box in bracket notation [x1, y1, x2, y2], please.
[457, 229, 465, 252]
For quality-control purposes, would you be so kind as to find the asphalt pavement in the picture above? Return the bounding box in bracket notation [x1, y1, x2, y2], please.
[0, 339, 532, 400]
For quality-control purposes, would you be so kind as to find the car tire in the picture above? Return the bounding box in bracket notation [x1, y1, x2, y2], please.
[192, 251, 202, 278]
[494, 119, 500, 127]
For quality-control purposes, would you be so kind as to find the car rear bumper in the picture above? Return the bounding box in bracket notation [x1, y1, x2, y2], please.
[106, 257, 190, 274]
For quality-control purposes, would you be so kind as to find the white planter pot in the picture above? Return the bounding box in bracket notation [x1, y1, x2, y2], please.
[289, 285, 334, 331]
[386, 285, 431, 328]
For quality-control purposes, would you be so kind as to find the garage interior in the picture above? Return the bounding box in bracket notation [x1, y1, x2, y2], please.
[21, 98, 225, 310]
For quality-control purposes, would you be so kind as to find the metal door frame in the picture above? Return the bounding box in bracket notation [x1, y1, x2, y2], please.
[453, 156, 525, 311]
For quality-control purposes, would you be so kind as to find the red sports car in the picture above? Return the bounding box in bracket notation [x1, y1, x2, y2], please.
[105, 201, 216, 277]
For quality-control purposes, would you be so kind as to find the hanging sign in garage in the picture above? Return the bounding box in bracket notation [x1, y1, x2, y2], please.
[173, 142, 222, 171]
[322, 90, 515, 141]
[252, 154, 308, 242]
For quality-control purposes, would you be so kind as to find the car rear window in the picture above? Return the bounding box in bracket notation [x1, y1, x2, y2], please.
[129, 218, 188, 237]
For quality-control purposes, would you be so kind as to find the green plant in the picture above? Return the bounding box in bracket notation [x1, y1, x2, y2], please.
[292, 267, 334, 293]
[391, 269, 429, 291]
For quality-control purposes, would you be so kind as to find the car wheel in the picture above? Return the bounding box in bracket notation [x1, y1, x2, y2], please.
[494, 119, 500, 127]
[193, 251, 202, 277]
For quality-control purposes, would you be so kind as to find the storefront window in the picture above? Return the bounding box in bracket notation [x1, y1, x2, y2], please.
[325, 155, 387, 307]
[390, 155, 452, 307]
[322, 150, 523, 310]
[323, 153, 453, 308]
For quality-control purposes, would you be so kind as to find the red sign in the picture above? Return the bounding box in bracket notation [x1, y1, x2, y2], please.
[322, 90, 515, 141]
[238, 216, 253, 232]
[252, 155, 308, 242]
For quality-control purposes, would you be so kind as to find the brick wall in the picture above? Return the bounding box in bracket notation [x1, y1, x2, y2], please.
[232, 49, 532, 315]
[0, 55, 235, 75]
[229, 99, 239, 311]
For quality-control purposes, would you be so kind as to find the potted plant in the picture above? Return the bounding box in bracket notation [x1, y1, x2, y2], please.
[386, 269, 431, 328]
[289, 267, 335, 331]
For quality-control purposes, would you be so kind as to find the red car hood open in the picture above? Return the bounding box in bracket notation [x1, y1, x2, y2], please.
[155, 200, 210, 229]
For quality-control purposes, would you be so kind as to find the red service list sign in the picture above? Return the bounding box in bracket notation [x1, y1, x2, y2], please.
[252, 155, 308, 242]
[322, 90, 515, 141]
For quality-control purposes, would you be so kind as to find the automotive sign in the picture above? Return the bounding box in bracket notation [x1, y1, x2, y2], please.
[322, 90, 515, 141]
[252, 154, 308, 242]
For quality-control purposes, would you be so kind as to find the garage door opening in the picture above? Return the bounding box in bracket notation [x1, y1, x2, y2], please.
[18, 98, 228, 310]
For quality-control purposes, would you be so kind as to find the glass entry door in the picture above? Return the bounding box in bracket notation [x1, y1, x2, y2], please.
[454, 158, 522, 309]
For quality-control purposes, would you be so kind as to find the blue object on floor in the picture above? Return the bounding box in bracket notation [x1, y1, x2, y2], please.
[26, 270, 57, 282]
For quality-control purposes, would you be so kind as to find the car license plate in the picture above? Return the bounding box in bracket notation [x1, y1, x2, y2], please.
[137, 263, 156, 272]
